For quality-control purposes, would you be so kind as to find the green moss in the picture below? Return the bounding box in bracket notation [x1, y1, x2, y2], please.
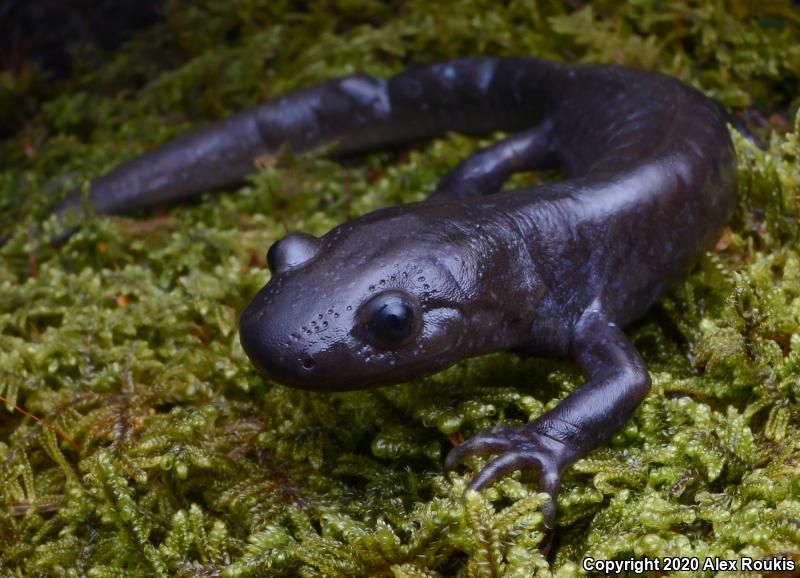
[1, 1, 800, 575]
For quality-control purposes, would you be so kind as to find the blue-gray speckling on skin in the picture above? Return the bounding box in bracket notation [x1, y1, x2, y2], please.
[56, 57, 738, 526]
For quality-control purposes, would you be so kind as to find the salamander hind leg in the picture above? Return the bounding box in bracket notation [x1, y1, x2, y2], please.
[445, 306, 651, 527]
[429, 121, 558, 201]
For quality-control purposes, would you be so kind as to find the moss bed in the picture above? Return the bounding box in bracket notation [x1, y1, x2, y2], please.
[1, 1, 800, 576]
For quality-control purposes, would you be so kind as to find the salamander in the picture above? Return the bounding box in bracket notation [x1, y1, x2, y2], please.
[56, 57, 738, 525]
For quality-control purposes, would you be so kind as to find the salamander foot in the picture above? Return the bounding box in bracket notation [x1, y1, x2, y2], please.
[445, 423, 579, 527]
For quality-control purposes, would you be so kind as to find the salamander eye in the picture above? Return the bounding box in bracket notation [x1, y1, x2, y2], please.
[266, 232, 321, 274]
[359, 291, 419, 349]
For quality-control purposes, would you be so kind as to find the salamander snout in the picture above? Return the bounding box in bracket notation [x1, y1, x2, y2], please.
[237, 282, 333, 388]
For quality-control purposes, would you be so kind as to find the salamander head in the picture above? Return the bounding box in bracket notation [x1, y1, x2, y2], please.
[239, 205, 521, 391]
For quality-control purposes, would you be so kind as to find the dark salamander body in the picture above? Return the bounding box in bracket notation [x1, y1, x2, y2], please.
[57, 58, 737, 524]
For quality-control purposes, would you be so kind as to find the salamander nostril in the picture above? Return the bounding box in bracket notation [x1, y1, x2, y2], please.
[301, 358, 315, 370]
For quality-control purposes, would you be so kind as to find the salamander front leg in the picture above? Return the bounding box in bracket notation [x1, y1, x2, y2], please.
[445, 307, 651, 526]
[429, 121, 557, 201]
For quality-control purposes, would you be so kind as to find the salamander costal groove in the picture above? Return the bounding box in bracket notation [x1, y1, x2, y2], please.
[55, 57, 738, 526]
